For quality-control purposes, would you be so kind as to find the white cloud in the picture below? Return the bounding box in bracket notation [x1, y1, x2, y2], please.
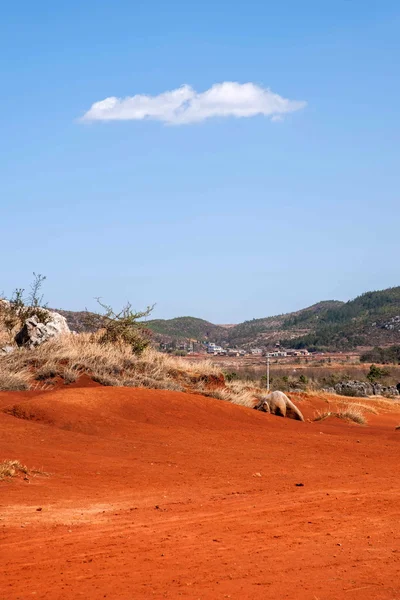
[80, 82, 306, 125]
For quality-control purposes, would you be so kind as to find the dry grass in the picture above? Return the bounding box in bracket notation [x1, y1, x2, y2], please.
[0, 334, 220, 394]
[0, 362, 31, 391]
[61, 366, 79, 384]
[0, 459, 48, 481]
[0, 459, 29, 480]
[337, 401, 378, 415]
[313, 409, 333, 422]
[0, 329, 10, 347]
[195, 379, 257, 408]
[0, 334, 304, 415]
[305, 389, 400, 414]
[313, 405, 367, 425]
[35, 361, 59, 380]
[336, 405, 367, 425]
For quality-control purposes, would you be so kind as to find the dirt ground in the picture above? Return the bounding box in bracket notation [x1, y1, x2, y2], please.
[1, 384, 400, 599]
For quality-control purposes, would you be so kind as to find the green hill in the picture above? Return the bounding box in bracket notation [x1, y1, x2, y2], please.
[225, 301, 343, 347]
[57, 286, 400, 351]
[280, 287, 400, 350]
[145, 316, 228, 342]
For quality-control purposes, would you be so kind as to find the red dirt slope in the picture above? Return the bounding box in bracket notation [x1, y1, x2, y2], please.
[1, 386, 400, 599]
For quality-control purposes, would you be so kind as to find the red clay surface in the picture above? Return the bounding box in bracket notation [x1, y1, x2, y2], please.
[1, 385, 400, 599]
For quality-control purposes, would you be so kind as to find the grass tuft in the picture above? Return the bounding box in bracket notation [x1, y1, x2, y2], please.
[0, 363, 31, 391]
[0, 459, 29, 480]
[313, 405, 367, 425]
[313, 410, 333, 422]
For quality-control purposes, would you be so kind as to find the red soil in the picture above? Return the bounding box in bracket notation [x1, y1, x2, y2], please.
[1, 386, 400, 599]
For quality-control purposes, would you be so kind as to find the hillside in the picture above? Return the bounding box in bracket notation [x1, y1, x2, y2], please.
[281, 287, 400, 350]
[144, 316, 228, 342]
[223, 300, 344, 347]
[143, 301, 347, 347]
[55, 286, 400, 351]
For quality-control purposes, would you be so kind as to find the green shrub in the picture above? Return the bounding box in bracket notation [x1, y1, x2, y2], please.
[87, 298, 153, 355]
[367, 364, 389, 383]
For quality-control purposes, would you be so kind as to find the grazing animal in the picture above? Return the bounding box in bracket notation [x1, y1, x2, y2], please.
[254, 390, 304, 422]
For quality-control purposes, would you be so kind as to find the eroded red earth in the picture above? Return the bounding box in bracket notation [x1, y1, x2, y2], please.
[1, 386, 399, 599]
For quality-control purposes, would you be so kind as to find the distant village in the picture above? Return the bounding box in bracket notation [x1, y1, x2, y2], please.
[159, 340, 311, 358]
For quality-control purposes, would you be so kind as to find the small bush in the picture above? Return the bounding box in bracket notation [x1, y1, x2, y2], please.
[224, 371, 238, 382]
[86, 299, 153, 355]
[367, 364, 389, 383]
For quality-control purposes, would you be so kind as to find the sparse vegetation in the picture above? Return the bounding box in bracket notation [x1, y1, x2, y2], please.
[366, 364, 390, 383]
[0, 334, 222, 393]
[313, 404, 367, 425]
[336, 405, 367, 424]
[86, 298, 154, 355]
[195, 379, 256, 408]
[0, 362, 31, 391]
[313, 410, 333, 422]
[0, 459, 48, 481]
[61, 366, 79, 384]
[0, 273, 50, 342]
[0, 459, 29, 480]
[281, 287, 400, 351]
[361, 346, 400, 364]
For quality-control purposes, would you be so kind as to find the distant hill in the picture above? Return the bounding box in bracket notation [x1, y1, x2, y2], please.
[280, 287, 400, 350]
[144, 317, 227, 342]
[223, 301, 344, 348]
[56, 286, 400, 351]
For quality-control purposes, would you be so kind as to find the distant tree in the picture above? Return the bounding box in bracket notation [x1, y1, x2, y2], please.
[366, 364, 389, 383]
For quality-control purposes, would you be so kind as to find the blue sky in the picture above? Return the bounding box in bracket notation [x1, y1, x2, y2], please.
[1, 1, 399, 322]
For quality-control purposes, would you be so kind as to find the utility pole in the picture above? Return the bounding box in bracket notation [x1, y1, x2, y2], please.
[266, 355, 270, 392]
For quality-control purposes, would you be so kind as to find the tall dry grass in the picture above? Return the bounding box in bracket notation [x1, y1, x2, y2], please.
[196, 379, 257, 408]
[0, 334, 221, 393]
[0, 361, 31, 391]
[313, 404, 367, 425]
[0, 334, 307, 414]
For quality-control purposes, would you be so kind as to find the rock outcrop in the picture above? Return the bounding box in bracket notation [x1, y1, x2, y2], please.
[334, 380, 399, 397]
[15, 311, 70, 348]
